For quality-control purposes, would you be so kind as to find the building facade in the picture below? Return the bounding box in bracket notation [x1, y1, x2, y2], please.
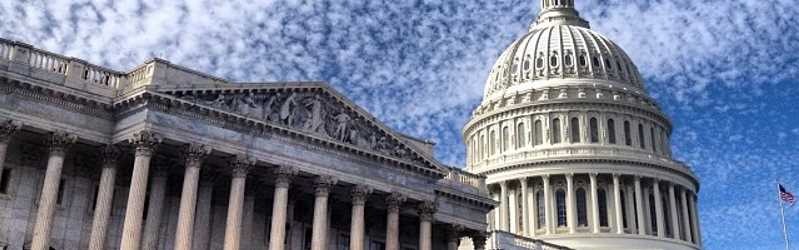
[0, 38, 496, 250]
[463, 1, 703, 250]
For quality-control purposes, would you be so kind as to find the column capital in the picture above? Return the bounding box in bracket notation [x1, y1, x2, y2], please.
[273, 166, 298, 188]
[417, 200, 437, 222]
[314, 175, 338, 197]
[184, 143, 212, 168]
[542, 174, 551, 181]
[230, 154, 256, 178]
[470, 232, 487, 250]
[386, 192, 407, 212]
[100, 144, 121, 168]
[47, 131, 77, 157]
[612, 173, 621, 178]
[565, 172, 574, 178]
[130, 130, 162, 157]
[0, 119, 22, 143]
[499, 181, 508, 188]
[351, 185, 373, 206]
[589, 172, 599, 178]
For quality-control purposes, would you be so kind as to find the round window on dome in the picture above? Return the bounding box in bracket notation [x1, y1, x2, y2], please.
[592, 56, 600, 67]
[564, 54, 574, 66]
[550, 55, 559, 67]
[605, 58, 612, 69]
[512, 63, 519, 74]
[578, 54, 587, 67]
[524, 61, 531, 71]
[536, 57, 544, 69]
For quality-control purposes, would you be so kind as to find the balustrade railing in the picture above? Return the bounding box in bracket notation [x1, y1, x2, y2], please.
[0, 41, 12, 61]
[28, 49, 69, 75]
[445, 167, 488, 195]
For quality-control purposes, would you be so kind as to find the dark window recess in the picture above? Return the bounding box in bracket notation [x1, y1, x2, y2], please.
[56, 179, 66, 206]
[0, 169, 11, 194]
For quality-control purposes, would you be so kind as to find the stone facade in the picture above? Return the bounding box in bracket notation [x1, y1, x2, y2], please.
[464, 1, 703, 250]
[0, 38, 494, 250]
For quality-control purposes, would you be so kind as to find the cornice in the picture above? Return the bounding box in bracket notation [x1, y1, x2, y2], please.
[1, 77, 114, 119]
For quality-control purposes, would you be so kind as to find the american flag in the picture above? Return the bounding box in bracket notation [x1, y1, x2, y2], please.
[780, 184, 796, 205]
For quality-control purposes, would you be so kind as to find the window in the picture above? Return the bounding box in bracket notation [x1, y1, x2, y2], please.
[638, 124, 646, 149]
[502, 126, 510, 152]
[517, 123, 526, 149]
[624, 121, 632, 146]
[621, 190, 628, 228]
[556, 189, 567, 227]
[598, 189, 609, 227]
[550, 55, 559, 67]
[537, 190, 546, 229]
[577, 188, 588, 226]
[651, 127, 658, 153]
[649, 193, 657, 235]
[570, 118, 580, 143]
[589, 118, 599, 143]
[534, 120, 543, 145]
[56, 179, 66, 206]
[490, 130, 496, 155]
[579, 54, 587, 67]
[524, 60, 531, 71]
[0, 169, 11, 195]
[552, 118, 562, 144]
[565, 54, 573, 66]
[607, 119, 616, 144]
[661, 131, 669, 154]
[480, 135, 485, 159]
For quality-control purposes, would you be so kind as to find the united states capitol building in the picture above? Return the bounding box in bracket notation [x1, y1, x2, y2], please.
[0, 1, 700, 250]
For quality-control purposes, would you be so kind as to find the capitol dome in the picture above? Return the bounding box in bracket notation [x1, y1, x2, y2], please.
[464, 1, 703, 250]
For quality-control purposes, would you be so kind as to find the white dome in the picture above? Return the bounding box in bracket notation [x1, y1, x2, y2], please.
[483, 3, 644, 103]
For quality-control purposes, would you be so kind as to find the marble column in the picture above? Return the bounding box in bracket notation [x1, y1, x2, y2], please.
[508, 187, 517, 233]
[120, 130, 162, 250]
[385, 193, 406, 250]
[589, 173, 600, 233]
[223, 155, 255, 250]
[446, 225, 463, 250]
[528, 182, 538, 236]
[311, 176, 337, 250]
[634, 176, 646, 236]
[418, 201, 436, 250]
[668, 184, 681, 240]
[566, 174, 576, 233]
[88, 145, 120, 250]
[0, 120, 22, 182]
[653, 180, 665, 238]
[472, 234, 486, 250]
[680, 189, 693, 243]
[350, 185, 372, 250]
[612, 174, 624, 234]
[499, 181, 509, 231]
[174, 144, 212, 250]
[30, 131, 76, 250]
[690, 194, 702, 246]
[143, 161, 170, 250]
[520, 178, 530, 236]
[269, 166, 298, 250]
[542, 175, 553, 234]
[193, 172, 217, 250]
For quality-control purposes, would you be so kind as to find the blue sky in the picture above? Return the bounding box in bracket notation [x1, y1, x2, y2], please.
[2, 0, 798, 249]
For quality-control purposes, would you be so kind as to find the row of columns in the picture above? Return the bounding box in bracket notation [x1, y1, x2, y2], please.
[491, 174, 701, 245]
[0, 123, 464, 250]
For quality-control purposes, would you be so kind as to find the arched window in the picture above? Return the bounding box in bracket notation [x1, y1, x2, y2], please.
[534, 120, 543, 145]
[598, 188, 609, 227]
[650, 127, 657, 153]
[649, 193, 658, 235]
[607, 119, 617, 144]
[490, 130, 497, 155]
[624, 121, 632, 146]
[517, 123, 526, 149]
[577, 188, 588, 226]
[552, 118, 562, 144]
[570, 118, 580, 143]
[589, 117, 599, 143]
[537, 190, 546, 229]
[502, 126, 510, 152]
[556, 189, 567, 227]
[480, 134, 486, 159]
[638, 124, 646, 149]
[661, 130, 669, 154]
[620, 190, 628, 228]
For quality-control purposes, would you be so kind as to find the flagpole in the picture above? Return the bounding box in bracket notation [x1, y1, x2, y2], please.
[779, 183, 791, 250]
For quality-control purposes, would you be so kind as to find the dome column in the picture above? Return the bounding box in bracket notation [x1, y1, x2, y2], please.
[543, 175, 553, 234]
[509, 185, 518, 234]
[653, 180, 665, 238]
[589, 173, 600, 233]
[566, 173, 576, 234]
[690, 194, 702, 246]
[521, 178, 531, 236]
[668, 183, 681, 240]
[680, 189, 693, 243]
[612, 174, 624, 234]
[634, 176, 646, 235]
[500, 181, 510, 231]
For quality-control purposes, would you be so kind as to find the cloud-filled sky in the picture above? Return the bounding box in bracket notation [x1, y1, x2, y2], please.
[2, 0, 799, 249]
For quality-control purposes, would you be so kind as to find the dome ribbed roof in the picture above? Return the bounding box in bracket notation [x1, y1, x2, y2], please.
[483, 2, 645, 101]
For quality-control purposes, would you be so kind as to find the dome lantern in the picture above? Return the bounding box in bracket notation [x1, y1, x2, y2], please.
[532, 0, 590, 30]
